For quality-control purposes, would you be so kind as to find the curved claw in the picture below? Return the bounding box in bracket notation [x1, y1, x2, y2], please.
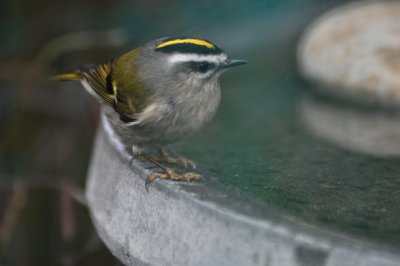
[144, 176, 152, 192]
[186, 160, 197, 170]
[144, 169, 202, 192]
[176, 158, 196, 170]
[159, 149, 197, 170]
[180, 172, 202, 181]
[145, 172, 167, 192]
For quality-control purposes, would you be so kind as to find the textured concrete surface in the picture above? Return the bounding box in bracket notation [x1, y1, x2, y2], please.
[86, 123, 400, 266]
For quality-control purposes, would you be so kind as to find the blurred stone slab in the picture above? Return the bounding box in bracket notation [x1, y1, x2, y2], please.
[298, 1, 400, 107]
[85, 123, 400, 266]
[300, 95, 400, 157]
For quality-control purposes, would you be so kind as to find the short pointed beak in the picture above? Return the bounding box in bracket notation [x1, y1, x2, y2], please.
[222, 59, 248, 69]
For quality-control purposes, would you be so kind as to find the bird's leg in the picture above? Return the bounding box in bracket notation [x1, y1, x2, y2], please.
[140, 152, 201, 191]
[129, 143, 146, 168]
[158, 148, 196, 169]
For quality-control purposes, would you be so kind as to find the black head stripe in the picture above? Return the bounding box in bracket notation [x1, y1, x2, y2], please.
[155, 37, 224, 55]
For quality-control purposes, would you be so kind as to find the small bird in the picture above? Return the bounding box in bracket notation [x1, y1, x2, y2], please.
[52, 37, 247, 189]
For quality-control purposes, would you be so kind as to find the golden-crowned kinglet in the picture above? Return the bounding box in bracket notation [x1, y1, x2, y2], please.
[53, 37, 247, 189]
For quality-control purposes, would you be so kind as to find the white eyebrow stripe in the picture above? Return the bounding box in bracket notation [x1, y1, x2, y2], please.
[168, 53, 227, 64]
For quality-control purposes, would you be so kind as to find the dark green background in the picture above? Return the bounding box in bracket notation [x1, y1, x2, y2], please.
[3, 0, 399, 266]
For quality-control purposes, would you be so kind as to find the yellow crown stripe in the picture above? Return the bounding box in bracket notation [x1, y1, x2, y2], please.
[157, 38, 214, 49]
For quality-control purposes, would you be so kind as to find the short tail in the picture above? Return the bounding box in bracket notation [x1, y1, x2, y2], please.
[50, 72, 82, 81]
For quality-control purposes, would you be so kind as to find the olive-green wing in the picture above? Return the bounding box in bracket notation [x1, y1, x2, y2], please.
[79, 62, 115, 105]
[51, 61, 115, 106]
[52, 52, 146, 123]
[81, 58, 147, 123]
[111, 49, 148, 122]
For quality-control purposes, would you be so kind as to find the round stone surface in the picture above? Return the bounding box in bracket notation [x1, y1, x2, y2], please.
[298, 1, 400, 107]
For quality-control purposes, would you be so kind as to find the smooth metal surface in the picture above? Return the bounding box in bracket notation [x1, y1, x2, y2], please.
[85, 2, 400, 265]
[85, 124, 400, 266]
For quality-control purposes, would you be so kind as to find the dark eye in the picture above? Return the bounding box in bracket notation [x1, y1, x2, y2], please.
[190, 61, 215, 73]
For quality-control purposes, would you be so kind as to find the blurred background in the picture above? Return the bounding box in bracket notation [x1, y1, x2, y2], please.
[4, 0, 399, 265]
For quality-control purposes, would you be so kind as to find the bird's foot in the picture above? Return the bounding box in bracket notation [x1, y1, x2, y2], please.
[159, 149, 196, 169]
[145, 167, 202, 192]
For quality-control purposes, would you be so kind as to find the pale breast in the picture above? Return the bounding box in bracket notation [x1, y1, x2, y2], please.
[134, 82, 221, 145]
